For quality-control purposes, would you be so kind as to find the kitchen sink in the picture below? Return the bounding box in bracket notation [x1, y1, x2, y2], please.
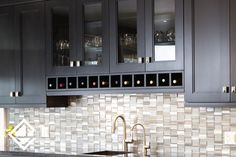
[84, 150, 131, 156]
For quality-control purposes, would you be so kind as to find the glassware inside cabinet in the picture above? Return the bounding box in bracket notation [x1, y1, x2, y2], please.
[117, 0, 138, 63]
[52, 8, 70, 66]
[83, 2, 103, 66]
[154, 0, 176, 62]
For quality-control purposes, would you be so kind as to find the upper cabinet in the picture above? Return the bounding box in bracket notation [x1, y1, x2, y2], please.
[145, 0, 183, 72]
[0, 2, 46, 107]
[0, 7, 15, 104]
[46, 0, 184, 94]
[109, 0, 146, 73]
[46, 0, 184, 75]
[46, 0, 109, 76]
[109, 0, 183, 73]
[77, 0, 110, 74]
[14, 2, 46, 105]
[184, 0, 232, 104]
[46, 0, 76, 75]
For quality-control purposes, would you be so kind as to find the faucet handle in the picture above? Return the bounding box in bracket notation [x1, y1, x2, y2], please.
[125, 139, 133, 144]
[144, 144, 150, 149]
[144, 143, 150, 156]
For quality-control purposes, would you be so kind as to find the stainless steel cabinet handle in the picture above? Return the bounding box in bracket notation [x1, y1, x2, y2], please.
[145, 57, 152, 63]
[70, 61, 75, 67]
[222, 86, 229, 93]
[76, 61, 81, 67]
[232, 86, 236, 93]
[15, 91, 21, 97]
[138, 57, 151, 63]
[138, 57, 145, 64]
[10, 91, 15, 97]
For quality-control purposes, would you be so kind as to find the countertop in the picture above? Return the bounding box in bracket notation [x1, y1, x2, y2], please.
[0, 151, 98, 157]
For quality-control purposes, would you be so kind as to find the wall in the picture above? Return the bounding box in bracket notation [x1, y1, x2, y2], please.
[6, 94, 236, 157]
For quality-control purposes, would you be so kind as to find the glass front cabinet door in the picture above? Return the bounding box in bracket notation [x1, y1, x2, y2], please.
[46, 0, 109, 76]
[46, 0, 76, 76]
[145, 0, 184, 71]
[110, 0, 146, 73]
[77, 0, 109, 74]
[46, 0, 183, 76]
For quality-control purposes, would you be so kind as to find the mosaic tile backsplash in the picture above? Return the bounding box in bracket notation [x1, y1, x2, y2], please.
[6, 93, 236, 156]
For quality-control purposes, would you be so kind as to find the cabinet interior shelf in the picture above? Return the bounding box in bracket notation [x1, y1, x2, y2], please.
[155, 41, 175, 45]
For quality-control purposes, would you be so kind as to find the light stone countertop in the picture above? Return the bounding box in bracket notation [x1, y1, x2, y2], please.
[0, 151, 101, 157]
[0, 151, 129, 157]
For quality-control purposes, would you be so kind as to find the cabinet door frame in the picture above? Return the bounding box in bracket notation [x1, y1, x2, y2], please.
[145, 0, 184, 72]
[76, 0, 110, 74]
[109, 0, 146, 73]
[185, 0, 230, 103]
[46, 0, 77, 76]
[0, 7, 16, 104]
[14, 2, 46, 104]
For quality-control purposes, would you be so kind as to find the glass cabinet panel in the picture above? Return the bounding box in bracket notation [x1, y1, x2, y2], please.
[52, 8, 70, 66]
[83, 2, 103, 66]
[154, 0, 175, 61]
[117, 0, 138, 63]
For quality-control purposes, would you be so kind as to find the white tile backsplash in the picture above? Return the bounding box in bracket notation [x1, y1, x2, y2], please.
[6, 93, 236, 156]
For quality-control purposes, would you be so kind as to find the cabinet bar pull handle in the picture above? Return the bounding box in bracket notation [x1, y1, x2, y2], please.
[222, 86, 229, 93]
[232, 86, 236, 93]
[146, 57, 152, 63]
[70, 61, 75, 67]
[76, 61, 81, 67]
[15, 91, 21, 97]
[138, 57, 145, 64]
[10, 92, 15, 97]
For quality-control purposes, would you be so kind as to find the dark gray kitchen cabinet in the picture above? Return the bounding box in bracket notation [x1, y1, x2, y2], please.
[14, 2, 46, 105]
[0, 8, 15, 104]
[109, 0, 146, 73]
[46, 0, 109, 76]
[0, 2, 46, 107]
[76, 0, 110, 74]
[109, 0, 183, 73]
[145, 0, 183, 72]
[46, 0, 76, 76]
[185, 0, 231, 104]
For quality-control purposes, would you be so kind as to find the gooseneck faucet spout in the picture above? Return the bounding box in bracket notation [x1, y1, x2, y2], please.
[112, 115, 128, 154]
[112, 115, 127, 139]
[131, 123, 150, 156]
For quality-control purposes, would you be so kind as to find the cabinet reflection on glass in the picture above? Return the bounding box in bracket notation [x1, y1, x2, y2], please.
[117, 0, 138, 63]
[52, 8, 70, 66]
[83, 2, 103, 66]
[154, 0, 175, 61]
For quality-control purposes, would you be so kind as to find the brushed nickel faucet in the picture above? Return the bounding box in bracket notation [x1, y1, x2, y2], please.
[131, 123, 150, 156]
[112, 115, 133, 156]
